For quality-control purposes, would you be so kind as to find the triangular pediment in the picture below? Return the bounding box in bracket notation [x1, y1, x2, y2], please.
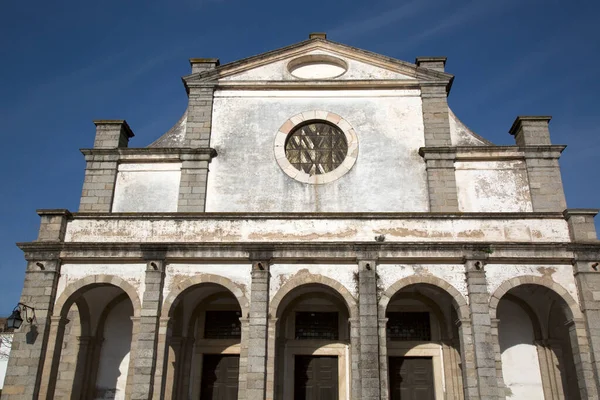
[184, 38, 452, 86]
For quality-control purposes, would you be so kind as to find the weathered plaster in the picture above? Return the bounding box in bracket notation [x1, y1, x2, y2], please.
[163, 264, 252, 304]
[498, 299, 545, 400]
[112, 163, 181, 212]
[65, 216, 571, 243]
[486, 264, 579, 305]
[207, 89, 428, 212]
[57, 264, 147, 305]
[377, 264, 468, 301]
[448, 109, 490, 146]
[220, 49, 415, 82]
[269, 264, 358, 299]
[456, 160, 533, 212]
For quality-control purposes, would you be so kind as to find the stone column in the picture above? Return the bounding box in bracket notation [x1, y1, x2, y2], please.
[79, 120, 133, 212]
[456, 318, 478, 399]
[566, 318, 599, 399]
[509, 116, 567, 212]
[238, 318, 250, 400]
[185, 58, 218, 148]
[132, 257, 166, 400]
[358, 259, 380, 399]
[3, 210, 68, 400]
[348, 317, 361, 400]
[489, 318, 507, 399]
[246, 259, 270, 400]
[377, 317, 389, 400]
[464, 258, 498, 399]
[177, 151, 215, 212]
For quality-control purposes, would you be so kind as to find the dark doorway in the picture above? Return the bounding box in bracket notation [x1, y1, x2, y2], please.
[294, 355, 338, 400]
[200, 355, 239, 400]
[389, 357, 434, 400]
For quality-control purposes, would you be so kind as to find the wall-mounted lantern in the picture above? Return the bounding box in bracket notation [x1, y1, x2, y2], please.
[6, 303, 35, 330]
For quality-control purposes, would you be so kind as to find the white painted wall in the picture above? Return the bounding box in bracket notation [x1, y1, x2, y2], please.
[95, 300, 133, 400]
[0, 333, 12, 390]
[456, 160, 533, 212]
[65, 217, 572, 243]
[498, 299, 545, 400]
[112, 163, 181, 212]
[270, 264, 358, 299]
[206, 89, 428, 212]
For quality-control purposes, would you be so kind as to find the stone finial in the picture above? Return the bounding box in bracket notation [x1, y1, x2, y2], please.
[564, 209, 599, 242]
[309, 32, 327, 40]
[92, 120, 134, 149]
[415, 57, 447, 72]
[509, 116, 553, 146]
[189, 58, 220, 74]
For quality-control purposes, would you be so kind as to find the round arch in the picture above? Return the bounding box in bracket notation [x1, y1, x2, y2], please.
[54, 275, 142, 318]
[489, 276, 583, 320]
[161, 274, 249, 318]
[270, 273, 358, 320]
[379, 275, 470, 320]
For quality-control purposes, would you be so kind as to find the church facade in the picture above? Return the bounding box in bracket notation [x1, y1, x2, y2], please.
[2, 33, 600, 400]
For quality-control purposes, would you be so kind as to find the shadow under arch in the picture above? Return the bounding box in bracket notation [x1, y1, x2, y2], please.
[54, 275, 142, 318]
[378, 274, 469, 320]
[269, 272, 358, 320]
[488, 275, 582, 321]
[161, 273, 249, 318]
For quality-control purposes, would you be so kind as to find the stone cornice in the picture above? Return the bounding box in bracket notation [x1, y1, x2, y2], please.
[419, 145, 566, 161]
[80, 147, 217, 162]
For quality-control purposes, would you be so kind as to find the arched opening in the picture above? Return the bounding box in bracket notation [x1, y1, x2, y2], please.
[384, 284, 464, 400]
[496, 284, 581, 400]
[274, 283, 352, 400]
[162, 283, 243, 400]
[50, 284, 135, 400]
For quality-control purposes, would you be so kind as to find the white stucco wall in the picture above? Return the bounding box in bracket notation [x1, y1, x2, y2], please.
[0, 333, 11, 390]
[206, 89, 428, 212]
[112, 163, 181, 212]
[485, 264, 578, 305]
[57, 264, 146, 308]
[163, 264, 252, 305]
[498, 299, 545, 400]
[456, 160, 533, 212]
[95, 300, 133, 400]
[270, 264, 358, 299]
[65, 217, 571, 243]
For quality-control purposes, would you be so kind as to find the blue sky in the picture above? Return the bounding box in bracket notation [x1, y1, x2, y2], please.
[0, 0, 598, 315]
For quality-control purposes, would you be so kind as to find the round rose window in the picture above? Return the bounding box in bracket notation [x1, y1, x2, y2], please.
[285, 121, 348, 176]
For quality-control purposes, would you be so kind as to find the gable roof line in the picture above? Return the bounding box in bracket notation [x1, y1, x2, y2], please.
[183, 37, 453, 85]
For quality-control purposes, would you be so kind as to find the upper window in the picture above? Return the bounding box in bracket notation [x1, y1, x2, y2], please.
[386, 312, 431, 341]
[285, 121, 348, 176]
[274, 111, 359, 185]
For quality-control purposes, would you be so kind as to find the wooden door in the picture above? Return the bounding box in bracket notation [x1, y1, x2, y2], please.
[389, 357, 435, 400]
[294, 355, 338, 400]
[200, 355, 239, 400]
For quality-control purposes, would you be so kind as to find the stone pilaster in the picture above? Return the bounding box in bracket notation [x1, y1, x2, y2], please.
[177, 152, 214, 212]
[420, 83, 452, 147]
[2, 257, 61, 400]
[464, 258, 498, 399]
[456, 318, 479, 400]
[185, 82, 217, 148]
[565, 209, 599, 242]
[348, 317, 361, 400]
[420, 149, 459, 212]
[246, 259, 270, 400]
[377, 317, 389, 400]
[4, 211, 67, 400]
[358, 259, 380, 399]
[79, 121, 133, 212]
[132, 257, 166, 400]
[509, 116, 567, 212]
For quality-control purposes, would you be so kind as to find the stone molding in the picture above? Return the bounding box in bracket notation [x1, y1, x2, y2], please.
[488, 275, 582, 320]
[269, 272, 358, 319]
[378, 274, 470, 319]
[53, 274, 142, 318]
[160, 273, 249, 318]
[274, 110, 358, 184]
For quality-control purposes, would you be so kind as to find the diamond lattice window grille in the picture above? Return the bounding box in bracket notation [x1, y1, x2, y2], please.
[285, 121, 348, 176]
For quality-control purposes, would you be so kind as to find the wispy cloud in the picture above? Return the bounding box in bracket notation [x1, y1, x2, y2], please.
[328, 0, 432, 40]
